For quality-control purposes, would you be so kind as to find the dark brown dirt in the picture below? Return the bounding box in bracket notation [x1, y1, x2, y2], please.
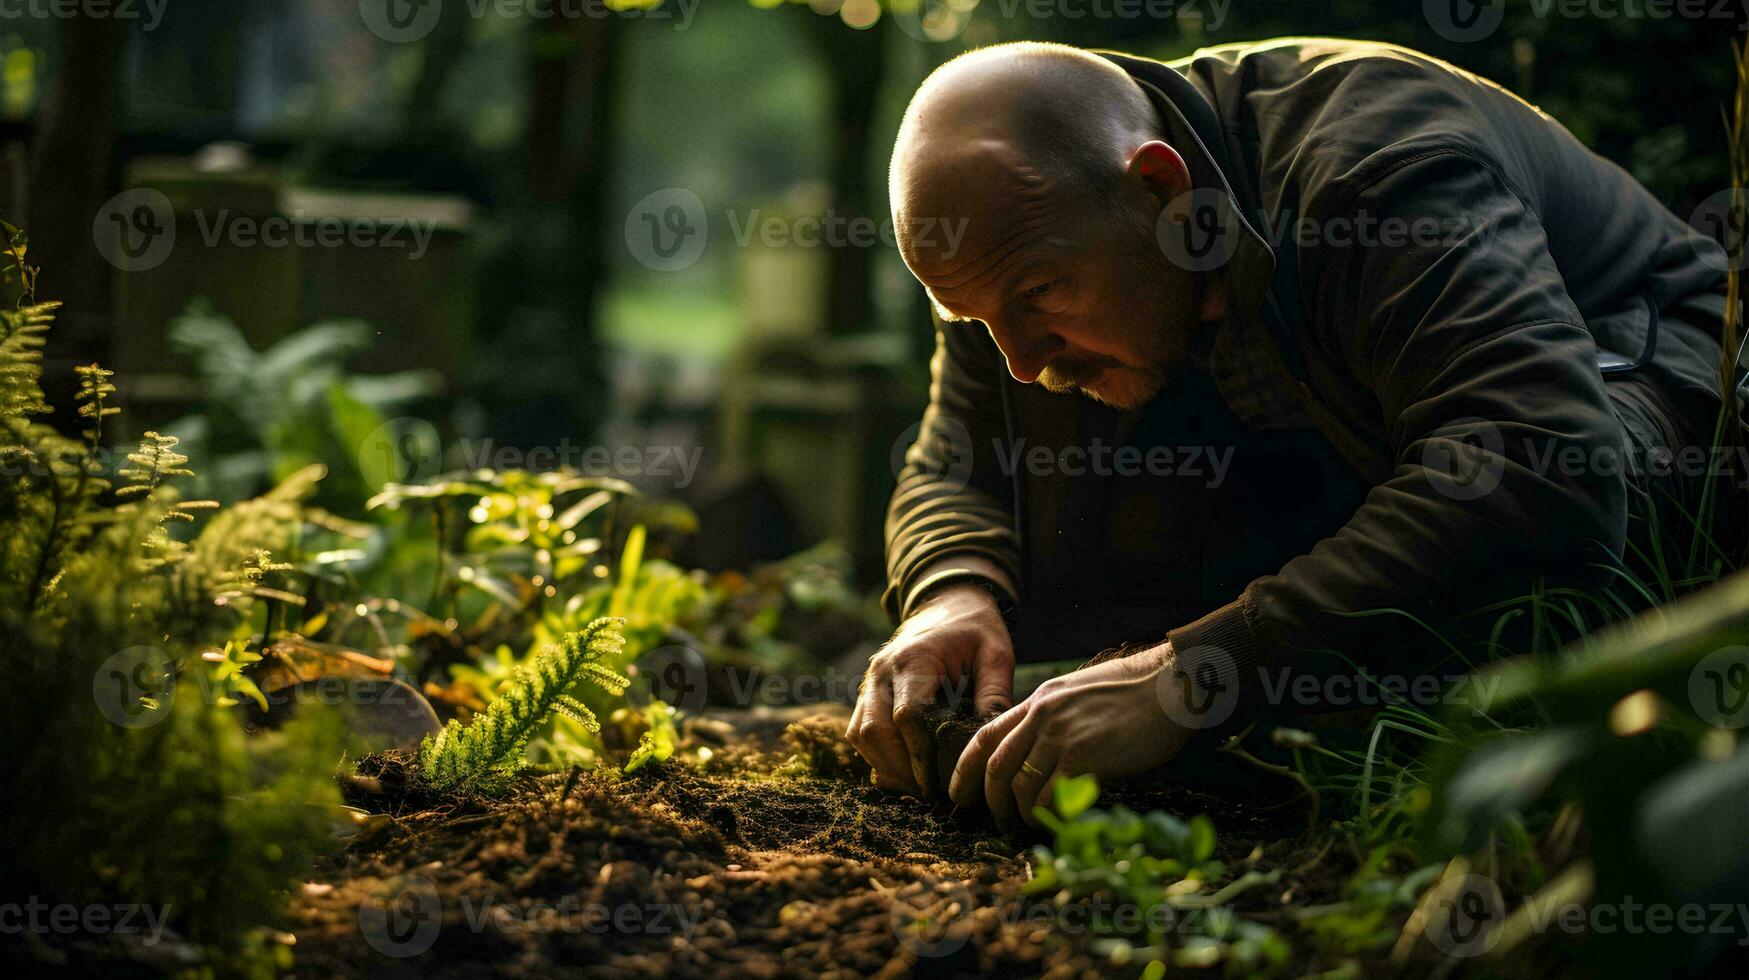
[286, 707, 1362, 979]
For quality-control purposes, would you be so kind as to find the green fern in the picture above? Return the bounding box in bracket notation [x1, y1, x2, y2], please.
[0, 300, 57, 427]
[73, 362, 117, 452]
[118, 430, 193, 497]
[419, 616, 630, 791]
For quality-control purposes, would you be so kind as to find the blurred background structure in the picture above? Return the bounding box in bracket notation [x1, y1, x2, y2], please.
[5, 0, 1744, 585]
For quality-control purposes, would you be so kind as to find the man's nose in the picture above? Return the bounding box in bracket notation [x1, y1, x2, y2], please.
[985, 318, 1059, 384]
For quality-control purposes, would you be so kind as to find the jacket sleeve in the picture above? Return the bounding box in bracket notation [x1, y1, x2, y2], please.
[883, 318, 1024, 622]
[1169, 149, 1630, 683]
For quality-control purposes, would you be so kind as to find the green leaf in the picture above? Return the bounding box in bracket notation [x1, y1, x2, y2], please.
[625, 701, 677, 774]
[1053, 773, 1099, 820]
[554, 490, 616, 532]
[1186, 814, 1217, 865]
[609, 524, 647, 618]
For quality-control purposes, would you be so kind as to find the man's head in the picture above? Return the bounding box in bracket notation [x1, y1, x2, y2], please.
[890, 42, 1224, 410]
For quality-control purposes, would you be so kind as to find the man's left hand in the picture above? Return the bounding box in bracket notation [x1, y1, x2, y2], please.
[947, 642, 1197, 830]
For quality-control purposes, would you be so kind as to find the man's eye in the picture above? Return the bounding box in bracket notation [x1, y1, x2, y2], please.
[1022, 281, 1055, 299]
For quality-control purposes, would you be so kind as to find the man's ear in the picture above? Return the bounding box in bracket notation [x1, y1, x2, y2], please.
[1126, 140, 1191, 203]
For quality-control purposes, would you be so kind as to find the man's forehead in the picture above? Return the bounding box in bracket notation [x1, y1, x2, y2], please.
[895, 136, 1038, 221]
[898, 164, 1065, 275]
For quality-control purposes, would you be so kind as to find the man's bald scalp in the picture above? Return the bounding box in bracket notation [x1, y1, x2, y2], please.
[890, 42, 1160, 224]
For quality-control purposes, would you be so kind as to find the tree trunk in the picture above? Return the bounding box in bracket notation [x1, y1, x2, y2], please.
[29, 12, 123, 412]
[803, 13, 887, 337]
[485, 3, 621, 448]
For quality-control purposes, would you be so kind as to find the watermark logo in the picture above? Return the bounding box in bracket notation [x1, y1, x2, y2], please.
[94, 193, 439, 273]
[887, 872, 975, 958]
[1429, 0, 1746, 42]
[1420, 877, 1749, 952]
[1690, 645, 1749, 729]
[1157, 187, 1240, 273]
[990, 438, 1234, 487]
[1255, 668, 1504, 711]
[1691, 188, 1749, 275]
[458, 439, 704, 488]
[359, 417, 444, 490]
[630, 642, 710, 715]
[889, 416, 974, 495]
[1424, 0, 1506, 42]
[93, 188, 175, 273]
[625, 187, 708, 272]
[1421, 418, 1506, 501]
[626, 191, 964, 271]
[364, 0, 699, 39]
[1156, 644, 1239, 729]
[93, 646, 176, 729]
[358, 882, 705, 956]
[1423, 873, 1505, 957]
[360, 0, 444, 43]
[358, 874, 443, 957]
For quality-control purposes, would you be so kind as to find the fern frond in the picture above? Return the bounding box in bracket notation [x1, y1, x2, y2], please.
[551, 694, 600, 733]
[0, 302, 59, 422]
[417, 617, 627, 792]
[73, 363, 118, 451]
[578, 661, 631, 696]
[117, 431, 193, 500]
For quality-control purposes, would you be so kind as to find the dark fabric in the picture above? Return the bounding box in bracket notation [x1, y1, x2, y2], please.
[884, 39, 1741, 679]
[1605, 300, 1747, 581]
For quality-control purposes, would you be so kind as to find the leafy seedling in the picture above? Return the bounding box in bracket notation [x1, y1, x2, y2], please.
[419, 617, 629, 792]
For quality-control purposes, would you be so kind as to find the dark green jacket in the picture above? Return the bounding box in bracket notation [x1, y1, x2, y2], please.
[884, 39, 1731, 682]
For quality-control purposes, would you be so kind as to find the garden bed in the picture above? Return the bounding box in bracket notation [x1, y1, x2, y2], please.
[285, 706, 1397, 979]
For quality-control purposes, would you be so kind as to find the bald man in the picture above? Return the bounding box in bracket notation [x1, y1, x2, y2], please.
[846, 39, 1743, 828]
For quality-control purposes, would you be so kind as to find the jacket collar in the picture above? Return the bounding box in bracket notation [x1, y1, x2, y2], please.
[1095, 50, 1321, 437]
[1093, 49, 1278, 306]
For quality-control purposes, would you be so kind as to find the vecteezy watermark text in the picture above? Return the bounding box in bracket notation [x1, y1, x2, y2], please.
[360, 0, 699, 44]
[358, 874, 704, 958]
[93, 189, 438, 273]
[458, 439, 703, 489]
[1421, 421, 1749, 502]
[0, 0, 169, 29]
[892, 419, 1239, 494]
[624, 186, 968, 272]
[990, 438, 1234, 487]
[191, 209, 434, 259]
[891, 0, 1227, 43]
[0, 897, 173, 945]
[1426, 874, 1749, 957]
[1157, 187, 1494, 273]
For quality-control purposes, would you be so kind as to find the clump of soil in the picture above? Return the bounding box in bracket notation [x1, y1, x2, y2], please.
[344, 749, 461, 816]
[288, 707, 1348, 978]
[780, 713, 870, 783]
[913, 703, 991, 799]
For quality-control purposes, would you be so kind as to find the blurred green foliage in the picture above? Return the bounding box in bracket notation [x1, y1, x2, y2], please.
[0, 244, 343, 975]
[159, 299, 440, 515]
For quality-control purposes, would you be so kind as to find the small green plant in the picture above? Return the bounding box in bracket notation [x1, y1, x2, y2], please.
[624, 698, 678, 774]
[1026, 774, 1222, 896]
[419, 616, 630, 791]
[1026, 775, 1289, 975]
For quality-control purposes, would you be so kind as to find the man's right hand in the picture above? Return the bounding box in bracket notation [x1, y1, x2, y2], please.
[846, 583, 1015, 796]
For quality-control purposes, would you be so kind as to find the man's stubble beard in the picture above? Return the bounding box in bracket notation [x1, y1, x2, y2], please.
[1040, 361, 1171, 410]
[1041, 271, 1192, 411]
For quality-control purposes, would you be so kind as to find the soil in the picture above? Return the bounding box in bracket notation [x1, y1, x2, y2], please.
[286, 706, 1377, 979]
